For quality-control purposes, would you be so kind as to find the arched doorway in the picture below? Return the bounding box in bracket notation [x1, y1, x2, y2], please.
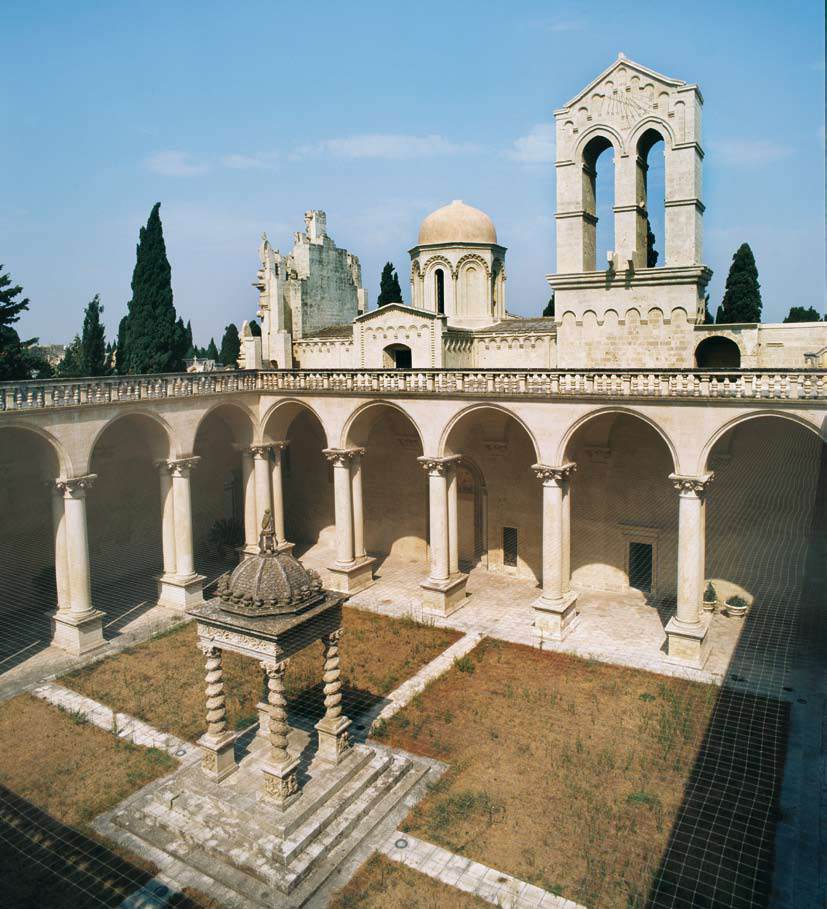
[382, 344, 412, 369]
[443, 407, 538, 581]
[564, 412, 678, 600]
[695, 336, 741, 369]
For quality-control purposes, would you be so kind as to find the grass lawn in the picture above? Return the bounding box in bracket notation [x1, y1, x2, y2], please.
[330, 854, 488, 909]
[64, 607, 461, 742]
[373, 637, 723, 909]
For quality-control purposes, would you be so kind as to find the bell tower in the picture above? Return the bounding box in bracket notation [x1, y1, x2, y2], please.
[548, 54, 712, 363]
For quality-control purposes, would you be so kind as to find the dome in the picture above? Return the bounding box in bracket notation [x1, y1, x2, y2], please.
[215, 548, 325, 617]
[417, 200, 497, 246]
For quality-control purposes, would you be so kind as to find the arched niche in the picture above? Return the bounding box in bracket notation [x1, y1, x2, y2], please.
[695, 336, 741, 369]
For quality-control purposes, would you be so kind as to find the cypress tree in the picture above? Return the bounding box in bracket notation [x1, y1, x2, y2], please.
[249, 319, 262, 337]
[717, 243, 762, 324]
[57, 336, 83, 377]
[703, 293, 714, 324]
[0, 265, 50, 380]
[80, 294, 107, 375]
[783, 305, 822, 323]
[206, 338, 219, 361]
[220, 323, 240, 367]
[123, 203, 179, 373]
[377, 262, 402, 306]
[646, 219, 659, 268]
[542, 293, 555, 317]
[115, 315, 129, 374]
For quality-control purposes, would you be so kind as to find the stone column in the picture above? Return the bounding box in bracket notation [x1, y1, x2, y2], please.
[157, 458, 205, 609]
[323, 449, 375, 594]
[50, 484, 70, 613]
[665, 473, 714, 667]
[315, 629, 352, 764]
[448, 464, 459, 576]
[157, 462, 177, 578]
[251, 444, 273, 531]
[351, 449, 366, 561]
[532, 463, 578, 641]
[269, 442, 292, 553]
[261, 659, 300, 808]
[240, 448, 257, 558]
[418, 456, 467, 616]
[197, 644, 237, 782]
[50, 475, 105, 655]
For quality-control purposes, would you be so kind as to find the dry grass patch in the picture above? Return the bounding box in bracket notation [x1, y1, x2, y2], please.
[373, 638, 722, 908]
[330, 853, 488, 909]
[64, 608, 460, 742]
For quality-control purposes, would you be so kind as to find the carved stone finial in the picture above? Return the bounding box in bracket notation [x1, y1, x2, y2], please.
[259, 508, 276, 553]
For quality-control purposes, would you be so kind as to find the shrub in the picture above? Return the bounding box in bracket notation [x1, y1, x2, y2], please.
[726, 595, 749, 609]
[703, 582, 717, 603]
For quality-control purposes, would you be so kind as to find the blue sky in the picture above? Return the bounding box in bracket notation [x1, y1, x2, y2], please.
[2, 1, 824, 346]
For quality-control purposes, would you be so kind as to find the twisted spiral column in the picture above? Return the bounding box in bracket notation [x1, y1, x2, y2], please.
[322, 630, 344, 721]
[201, 644, 227, 739]
[262, 659, 291, 766]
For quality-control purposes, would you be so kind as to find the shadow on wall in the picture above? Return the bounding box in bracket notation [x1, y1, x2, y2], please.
[284, 410, 333, 547]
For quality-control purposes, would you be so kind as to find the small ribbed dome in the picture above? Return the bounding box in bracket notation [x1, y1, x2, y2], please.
[418, 200, 497, 246]
[216, 550, 324, 617]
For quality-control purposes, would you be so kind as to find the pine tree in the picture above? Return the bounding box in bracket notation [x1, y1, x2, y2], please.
[542, 293, 555, 317]
[783, 305, 822, 323]
[220, 323, 240, 367]
[717, 243, 762, 324]
[646, 219, 659, 268]
[206, 338, 219, 361]
[0, 265, 50, 380]
[377, 262, 402, 307]
[80, 295, 108, 375]
[123, 203, 181, 373]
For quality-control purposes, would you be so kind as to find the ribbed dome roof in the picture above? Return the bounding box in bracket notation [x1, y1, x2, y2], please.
[418, 200, 497, 246]
[216, 549, 325, 617]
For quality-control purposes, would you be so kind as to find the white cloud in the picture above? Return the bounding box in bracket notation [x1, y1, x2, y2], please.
[708, 139, 794, 165]
[145, 150, 209, 177]
[290, 133, 477, 161]
[507, 123, 555, 164]
[221, 152, 279, 171]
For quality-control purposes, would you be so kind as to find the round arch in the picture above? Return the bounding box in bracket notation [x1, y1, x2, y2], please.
[0, 422, 70, 476]
[261, 398, 329, 447]
[699, 410, 824, 474]
[629, 117, 676, 154]
[440, 403, 541, 461]
[694, 335, 742, 369]
[193, 400, 258, 448]
[574, 124, 625, 162]
[341, 400, 424, 450]
[86, 409, 174, 472]
[558, 406, 679, 472]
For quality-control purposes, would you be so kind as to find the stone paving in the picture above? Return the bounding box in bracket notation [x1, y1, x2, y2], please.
[380, 830, 588, 909]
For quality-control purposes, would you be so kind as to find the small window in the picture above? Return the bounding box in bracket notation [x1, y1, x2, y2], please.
[435, 268, 445, 315]
[503, 526, 518, 567]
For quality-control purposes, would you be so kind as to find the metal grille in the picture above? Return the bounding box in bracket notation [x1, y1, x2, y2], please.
[502, 526, 518, 567]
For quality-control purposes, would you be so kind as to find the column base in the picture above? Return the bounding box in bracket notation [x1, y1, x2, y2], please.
[197, 731, 238, 782]
[315, 715, 352, 765]
[156, 573, 205, 610]
[420, 573, 468, 617]
[327, 556, 375, 595]
[664, 615, 711, 669]
[533, 590, 579, 641]
[50, 609, 106, 656]
[261, 756, 301, 809]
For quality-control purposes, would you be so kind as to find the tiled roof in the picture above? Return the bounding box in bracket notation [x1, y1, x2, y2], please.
[474, 318, 557, 335]
[301, 323, 354, 339]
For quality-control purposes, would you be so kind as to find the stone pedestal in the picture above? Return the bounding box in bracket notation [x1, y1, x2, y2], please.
[315, 715, 352, 765]
[51, 609, 106, 656]
[533, 590, 579, 641]
[198, 731, 238, 782]
[262, 757, 301, 809]
[327, 556, 375, 595]
[156, 573, 205, 610]
[421, 573, 468, 617]
[665, 615, 710, 668]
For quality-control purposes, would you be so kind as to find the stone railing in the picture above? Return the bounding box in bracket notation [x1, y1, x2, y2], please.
[1, 368, 825, 412]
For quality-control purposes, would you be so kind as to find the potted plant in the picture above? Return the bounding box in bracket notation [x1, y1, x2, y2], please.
[724, 594, 749, 618]
[702, 582, 717, 612]
[207, 518, 243, 562]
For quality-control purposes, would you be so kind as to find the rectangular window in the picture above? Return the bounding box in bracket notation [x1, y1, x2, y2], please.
[503, 526, 518, 568]
[629, 541, 653, 593]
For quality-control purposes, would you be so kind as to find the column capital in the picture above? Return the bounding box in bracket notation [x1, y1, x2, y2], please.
[249, 444, 274, 459]
[417, 455, 461, 476]
[270, 440, 289, 453]
[55, 474, 97, 497]
[198, 641, 221, 658]
[532, 463, 576, 485]
[164, 456, 201, 478]
[323, 447, 364, 466]
[669, 472, 714, 497]
[260, 658, 290, 676]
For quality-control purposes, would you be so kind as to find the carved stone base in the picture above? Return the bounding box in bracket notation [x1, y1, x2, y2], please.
[665, 615, 711, 668]
[51, 609, 106, 656]
[197, 731, 238, 782]
[533, 590, 579, 641]
[327, 556, 375, 595]
[420, 573, 468, 617]
[156, 573, 205, 610]
[262, 757, 301, 809]
[315, 715, 352, 765]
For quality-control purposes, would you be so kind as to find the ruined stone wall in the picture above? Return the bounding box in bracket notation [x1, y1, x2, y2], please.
[290, 237, 361, 338]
